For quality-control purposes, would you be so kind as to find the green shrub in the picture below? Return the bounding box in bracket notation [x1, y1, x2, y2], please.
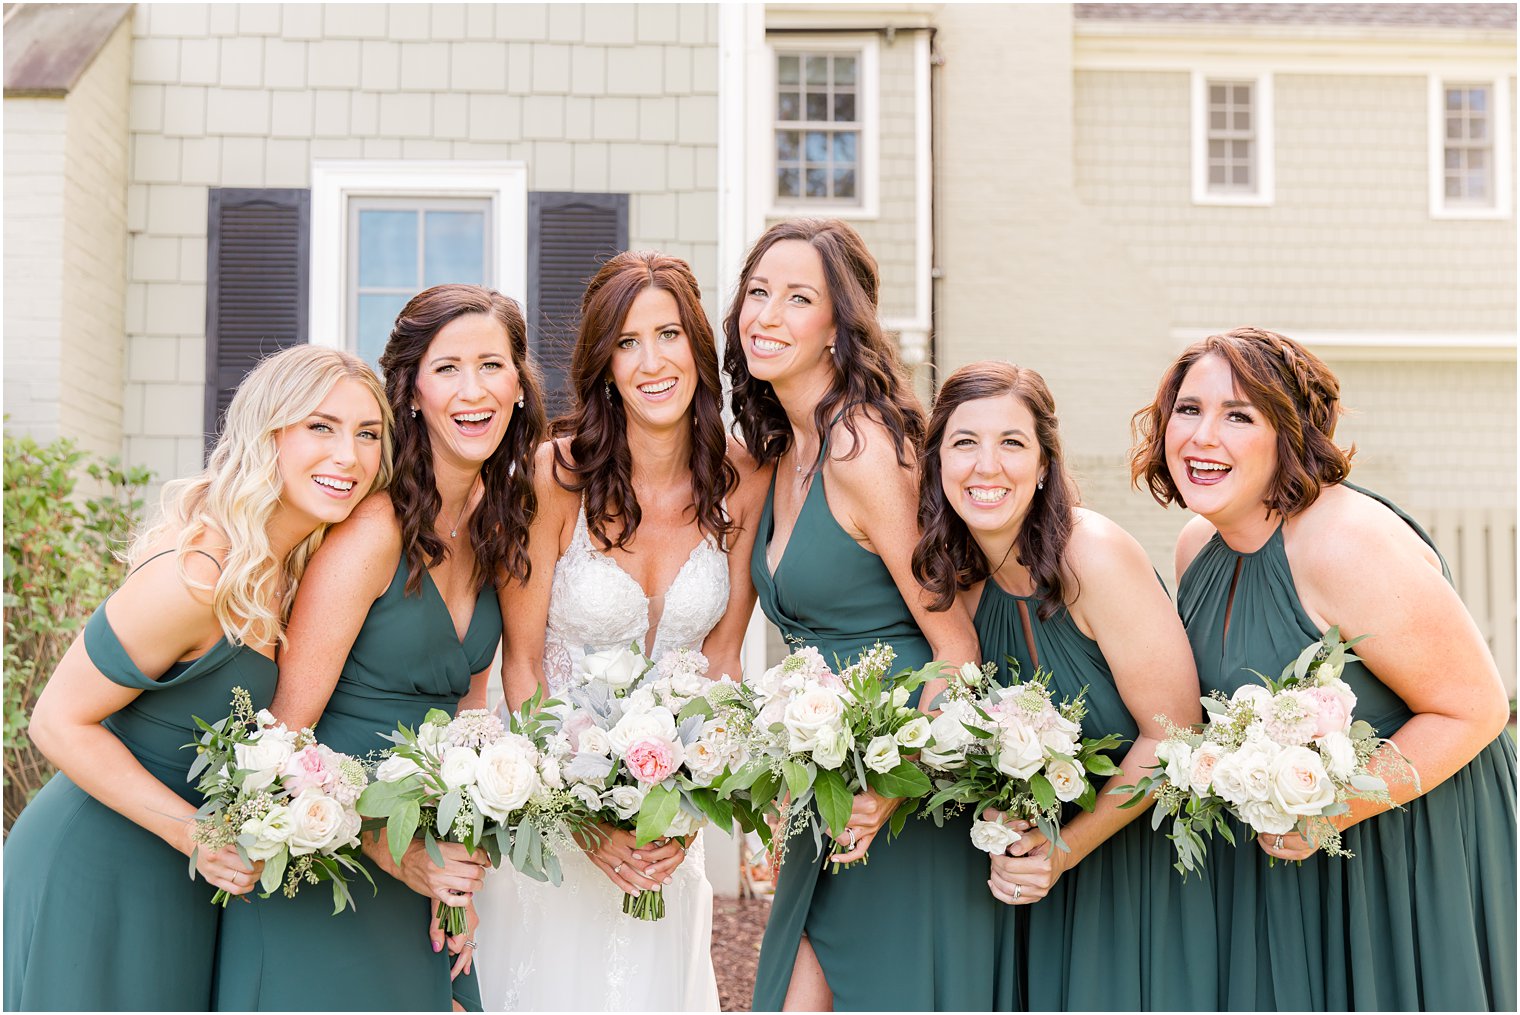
[4, 432, 151, 832]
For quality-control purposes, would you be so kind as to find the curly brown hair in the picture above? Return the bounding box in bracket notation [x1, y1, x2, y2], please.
[550, 251, 736, 551]
[723, 218, 923, 473]
[1130, 326, 1354, 517]
[379, 284, 546, 595]
[912, 362, 1079, 619]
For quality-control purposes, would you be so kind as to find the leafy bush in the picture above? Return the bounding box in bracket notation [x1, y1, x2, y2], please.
[4, 431, 151, 832]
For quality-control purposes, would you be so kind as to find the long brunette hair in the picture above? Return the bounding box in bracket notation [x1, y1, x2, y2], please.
[552, 251, 736, 550]
[912, 362, 1079, 619]
[379, 285, 546, 595]
[723, 219, 923, 473]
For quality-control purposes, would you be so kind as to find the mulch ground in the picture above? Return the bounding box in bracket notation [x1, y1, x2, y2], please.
[712, 895, 770, 1012]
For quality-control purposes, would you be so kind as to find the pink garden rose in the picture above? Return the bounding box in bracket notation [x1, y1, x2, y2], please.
[624, 736, 682, 785]
[1303, 686, 1352, 739]
[280, 745, 337, 796]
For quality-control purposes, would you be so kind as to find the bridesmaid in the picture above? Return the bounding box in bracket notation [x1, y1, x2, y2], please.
[1131, 326, 1517, 1011]
[3, 345, 389, 1011]
[910, 361, 1215, 1010]
[730, 218, 995, 1011]
[213, 285, 546, 1011]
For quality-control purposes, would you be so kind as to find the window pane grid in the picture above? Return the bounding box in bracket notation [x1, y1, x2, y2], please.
[1206, 79, 1255, 192]
[775, 50, 861, 204]
[1444, 84, 1494, 204]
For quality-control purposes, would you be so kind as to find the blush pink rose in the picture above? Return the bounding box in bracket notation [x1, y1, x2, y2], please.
[1304, 687, 1351, 738]
[280, 745, 337, 796]
[624, 737, 680, 785]
[562, 710, 597, 751]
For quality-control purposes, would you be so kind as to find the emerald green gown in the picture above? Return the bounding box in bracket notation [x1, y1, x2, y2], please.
[750, 451, 1000, 1011]
[974, 579, 1218, 1011]
[213, 558, 501, 1011]
[4, 592, 277, 1011]
[1178, 485, 1517, 1011]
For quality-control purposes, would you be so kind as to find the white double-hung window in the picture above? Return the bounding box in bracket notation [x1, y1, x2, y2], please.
[1430, 77, 1512, 219]
[767, 37, 879, 217]
[1191, 71, 1274, 206]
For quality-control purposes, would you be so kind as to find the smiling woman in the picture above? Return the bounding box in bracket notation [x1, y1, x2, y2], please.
[211, 286, 548, 1013]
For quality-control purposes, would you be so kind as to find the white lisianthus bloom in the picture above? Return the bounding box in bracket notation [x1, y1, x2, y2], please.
[957, 661, 986, 689]
[995, 721, 1045, 781]
[539, 755, 564, 790]
[1156, 739, 1195, 793]
[581, 645, 646, 691]
[471, 741, 540, 820]
[811, 725, 850, 771]
[969, 818, 1022, 855]
[1045, 758, 1086, 802]
[1315, 731, 1357, 781]
[417, 720, 450, 753]
[578, 725, 612, 758]
[255, 709, 280, 729]
[782, 687, 845, 753]
[569, 783, 602, 811]
[374, 753, 424, 784]
[287, 790, 347, 855]
[608, 708, 678, 756]
[240, 806, 294, 860]
[667, 668, 707, 701]
[1237, 798, 1297, 836]
[605, 784, 646, 820]
[894, 716, 931, 749]
[864, 735, 901, 774]
[1267, 745, 1336, 816]
[438, 746, 480, 790]
[889, 685, 911, 709]
[235, 733, 296, 790]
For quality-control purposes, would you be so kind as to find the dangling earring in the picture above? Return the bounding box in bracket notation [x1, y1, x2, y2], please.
[604, 380, 613, 399]
[515, 392, 525, 408]
[1037, 476, 1045, 491]
[410, 406, 419, 419]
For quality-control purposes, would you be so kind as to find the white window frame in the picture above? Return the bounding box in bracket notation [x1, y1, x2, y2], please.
[762, 34, 880, 219]
[1191, 70, 1275, 207]
[1428, 75, 1513, 221]
[310, 161, 528, 351]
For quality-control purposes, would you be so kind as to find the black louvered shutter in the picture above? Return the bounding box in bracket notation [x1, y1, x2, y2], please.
[204, 188, 310, 449]
[527, 192, 629, 420]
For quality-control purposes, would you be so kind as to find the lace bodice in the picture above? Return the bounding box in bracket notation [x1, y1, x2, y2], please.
[543, 502, 729, 691]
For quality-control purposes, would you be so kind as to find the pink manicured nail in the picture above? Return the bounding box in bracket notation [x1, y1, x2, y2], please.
[433, 941, 442, 952]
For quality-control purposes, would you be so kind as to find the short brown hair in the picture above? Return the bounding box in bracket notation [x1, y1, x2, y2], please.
[1130, 326, 1354, 518]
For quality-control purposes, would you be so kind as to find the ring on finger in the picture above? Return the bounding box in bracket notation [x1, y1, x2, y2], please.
[844, 827, 857, 850]
[464, 939, 478, 950]
[1273, 835, 1285, 850]
[613, 862, 624, 874]
[1013, 884, 1022, 900]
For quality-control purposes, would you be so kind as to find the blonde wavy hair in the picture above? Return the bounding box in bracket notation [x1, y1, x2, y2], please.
[130, 345, 394, 648]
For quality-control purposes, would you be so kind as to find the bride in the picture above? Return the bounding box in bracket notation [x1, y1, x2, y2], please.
[475, 251, 767, 1011]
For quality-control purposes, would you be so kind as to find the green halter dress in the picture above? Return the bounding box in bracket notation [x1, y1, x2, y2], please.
[974, 578, 1218, 1011]
[213, 557, 502, 1012]
[4, 554, 278, 1012]
[1178, 485, 1516, 1011]
[749, 430, 999, 1012]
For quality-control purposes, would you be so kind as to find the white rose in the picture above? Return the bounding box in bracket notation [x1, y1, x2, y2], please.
[605, 784, 646, 820]
[969, 818, 1022, 855]
[539, 755, 564, 790]
[1316, 731, 1357, 781]
[667, 669, 707, 701]
[582, 645, 646, 691]
[1208, 751, 1251, 806]
[239, 806, 293, 860]
[1039, 727, 1078, 757]
[568, 783, 602, 811]
[608, 708, 678, 756]
[438, 746, 480, 790]
[1235, 743, 1276, 802]
[684, 740, 727, 787]
[1268, 745, 1336, 816]
[894, 716, 931, 750]
[811, 725, 850, 771]
[1157, 739, 1195, 792]
[1230, 684, 1273, 712]
[286, 790, 346, 855]
[783, 687, 845, 753]
[578, 725, 612, 757]
[928, 707, 974, 752]
[374, 754, 423, 784]
[234, 732, 295, 790]
[470, 741, 540, 821]
[1236, 798, 1297, 836]
[1046, 758, 1086, 802]
[864, 735, 901, 775]
[995, 721, 1045, 781]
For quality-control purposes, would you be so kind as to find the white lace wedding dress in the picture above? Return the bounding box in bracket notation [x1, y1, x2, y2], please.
[475, 502, 726, 1011]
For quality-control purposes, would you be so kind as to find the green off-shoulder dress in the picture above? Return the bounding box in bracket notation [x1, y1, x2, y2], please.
[213, 557, 502, 1012]
[1178, 485, 1517, 1011]
[974, 579, 1218, 1011]
[4, 585, 277, 1011]
[749, 445, 1000, 1012]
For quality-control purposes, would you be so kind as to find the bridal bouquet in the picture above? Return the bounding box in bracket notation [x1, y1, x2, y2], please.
[185, 687, 373, 913]
[918, 660, 1124, 856]
[552, 645, 764, 920]
[1117, 628, 1413, 875]
[356, 703, 581, 935]
[722, 643, 941, 871]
